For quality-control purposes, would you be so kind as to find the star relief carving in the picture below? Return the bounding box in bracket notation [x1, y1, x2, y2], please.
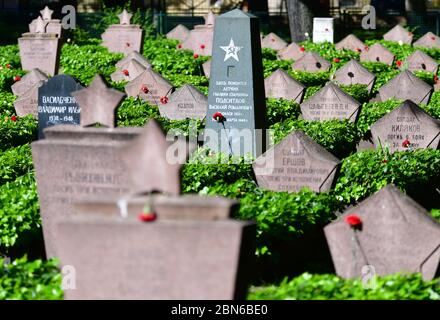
[40, 6, 53, 21]
[220, 38, 243, 62]
[34, 16, 47, 33]
[118, 9, 132, 25]
[71, 75, 126, 128]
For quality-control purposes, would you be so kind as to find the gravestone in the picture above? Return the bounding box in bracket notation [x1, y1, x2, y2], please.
[204, 11, 217, 25]
[29, 6, 63, 37]
[333, 60, 376, 93]
[404, 50, 439, 74]
[18, 16, 61, 76]
[203, 9, 267, 158]
[370, 100, 440, 153]
[300, 82, 361, 122]
[277, 42, 305, 61]
[101, 9, 144, 54]
[360, 43, 395, 66]
[54, 194, 256, 300]
[378, 70, 433, 105]
[11, 68, 48, 97]
[124, 68, 173, 105]
[38, 74, 83, 139]
[253, 130, 340, 193]
[158, 84, 207, 120]
[110, 59, 146, 82]
[383, 25, 413, 44]
[313, 18, 334, 43]
[181, 25, 214, 56]
[324, 184, 440, 280]
[14, 81, 43, 117]
[413, 32, 440, 49]
[264, 69, 305, 103]
[202, 60, 211, 78]
[292, 52, 331, 73]
[335, 34, 365, 52]
[261, 32, 288, 51]
[166, 24, 190, 42]
[115, 51, 151, 69]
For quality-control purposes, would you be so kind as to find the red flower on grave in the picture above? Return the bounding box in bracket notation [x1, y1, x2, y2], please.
[160, 96, 169, 104]
[6, 64, 11, 69]
[432, 36, 437, 41]
[300, 47, 305, 52]
[200, 44, 206, 49]
[356, 48, 362, 53]
[11, 115, 17, 122]
[402, 139, 411, 148]
[212, 111, 225, 122]
[193, 53, 199, 59]
[434, 75, 439, 84]
[122, 69, 129, 76]
[364, 46, 369, 51]
[396, 60, 402, 67]
[382, 159, 388, 164]
[13, 75, 21, 82]
[333, 58, 341, 63]
[177, 44, 182, 49]
[138, 211, 157, 222]
[345, 215, 362, 229]
[141, 84, 149, 94]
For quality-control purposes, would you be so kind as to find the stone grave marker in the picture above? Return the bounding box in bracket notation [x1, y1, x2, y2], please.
[158, 84, 207, 120]
[300, 82, 362, 122]
[166, 24, 190, 42]
[124, 68, 173, 105]
[204, 9, 267, 157]
[277, 42, 305, 61]
[360, 43, 395, 66]
[204, 11, 217, 25]
[38, 74, 83, 139]
[264, 69, 306, 103]
[377, 70, 433, 105]
[11, 68, 48, 97]
[202, 60, 211, 78]
[29, 6, 63, 37]
[18, 16, 61, 76]
[370, 100, 440, 153]
[115, 51, 151, 69]
[261, 32, 288, 51]
[14, 81, 44, 117]
[324, 184, 440, 280]
[181, 25, 214, 56]
[101, 9, 144, 54]
[335, 34, 365, 52]
[413, 32, 440, 49]
[313, 18, 334, 43]
[292, 52, 331, 73]
[253, 130, 340, 193]
[383, 25, 413, 44]
[404, 50, 439, 74]
[54, 194, 256, 300]
[110, 59, 146, 83]
[333, 60, 376, 93]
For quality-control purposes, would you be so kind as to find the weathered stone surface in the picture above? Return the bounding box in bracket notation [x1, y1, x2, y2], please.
[115, 51, 151, 69]
[292, 52, 331, 73]
[370, 100, 440, 153]
[124, 68, 173, 105]
[313, 17, 334, 43]
[300, 82, 361, 122]
[277, 42, 305, 61]
[335, 34, 365, 52]
[13, 81, 43, 117]
[181, 25, 214, 56]
[324, 184, 440, 280]
[360, 43, 395, 66]
[261, 32, 287, 51]
[404, 50, 439, 74]
[202, 59, 211, 78]
[253, 130, 340, 193]
[413, 32, 440, 49]
[158, 84, 207, 120]
[11, 68, 48, 97]
[166, 24, 190, 42]
[378, 70, 433, 105]
[333, 60, 376, 93]
[383, 25, 413, 44]
[264, 69, 305, 102]
[110, 59, 146, 82]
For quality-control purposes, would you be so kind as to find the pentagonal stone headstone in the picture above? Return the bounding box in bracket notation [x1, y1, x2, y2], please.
[413, 32, 440, 49]
[181, 25, 214, 56]
[383, 25, 413, 44]
[261, 32, 287, 51]
[292, 52, 331, 73]
[166, 24, 190, 42]
[13, 81, 43, 117]
[11, 68, 48, 97]
[253, 130, 340, 193]
[158, 84, 207, 120]
[202, 60, 211, 78]
[370, 100, 440, 153]
[277, 42, 305, 61]
[335, 34, 365, 52]
[110, 59, 146, 82]
[333, 60, 376, 93]
[324, 184, 440, 280]
[264, 69, 305, 103]
[378, 70, 433, 105]
[115, 51, 151, 69]
[125, 68, 173, 105]
[38, 74, 83, 139]
[360, 43, 395, 66]
[300, 82, 361, 122]
[404, 50, 439, 74]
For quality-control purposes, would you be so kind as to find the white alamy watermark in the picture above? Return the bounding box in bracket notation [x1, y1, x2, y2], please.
[362, 5, 376, 30]
[361, 264, 377, 289]
[61, 5, 76, 30]
[61, 265, 76, 290]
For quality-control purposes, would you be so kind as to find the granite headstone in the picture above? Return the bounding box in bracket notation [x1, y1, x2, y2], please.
[11, 68, 48, 97]
[292, 52, 331, 73]
[110, 59, 147, 82]
[261, 32, 287, 51]
[333, 60, 376, 93]
[277, 42, 305, 61]
[264, 69, 306, 103]
[158, 84, 207, 120]
[335, 34, 365, 52]
[383, 25, 413, 44]
[404, 50, 439, 74]
[360, 43, 395, 66]
[203, 60, 211, 78]
[166, 24, 190, 42]
[115, 51, 151, 69]
[14, 81, 44, 117]
[413, 32, 440, 49]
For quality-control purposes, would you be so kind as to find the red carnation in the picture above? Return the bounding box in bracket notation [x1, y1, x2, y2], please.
[193, 53, 199, 59]
[11, 115, 17, 122]
[364, 46, 369, 51]
[212, 111, 225, 122]
[6, 64, 11, 69]
[434, 76, 439, 84]
[333, 58, 341, 63]
[402, 139, 411, 148]
[141, 84, 149, 94]
[382, 159, 388, 164]
[432, 36, 436, 41]
[138, 212, 157, 222]
[200, 44, 206, 49]
[300, 47, 305, 52]
[160, 96, 169, 105]
[396, 60, 402, 67]
[345, 214, 362, 229]
[13, 75, 21, 82]
[177, 44, 182, 49]
[122, 69, 129, 76]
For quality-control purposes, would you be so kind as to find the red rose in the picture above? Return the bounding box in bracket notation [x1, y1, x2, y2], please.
[345, 214, 362, 228]
[177, 44, 182, 49]
[396, 60, 402, 67]
[402, 139, 411, 148]
[200, 44, 206, 49]
[432, 36, 436, 41]
[212, 111, 225, 122]
[11, 115, 17, 122]
[300, 47, 305, 52]
[364, 46, 369, 51]
[160, 96, 169, 104]
[138, 212, 157, 222]
[382, 159, 388, 164]
[122, 69, 129, 76]
[6, 64, 11, 69]
[193, 54, 199, 59]
[13, 75, 21, 82]
[333, 58, 341, 63]
[141, 84, 149, 94]
[434, 76, 439, 84]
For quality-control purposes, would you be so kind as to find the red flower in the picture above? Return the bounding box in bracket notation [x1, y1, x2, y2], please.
[138, 212, 157, 222]
[356, 48, 362, 53]
[141, 84, 149, 94]
[200, 44, 206, 49]
[13, 75, 21, 82]
[364, 46, 369, 51]
[396, 60, 402, 67]
[434, 76, 439, 84]
[432, 36, 436, 41]
[177, 44, 182, 49]
[122, 69, 129, 76]
[345, 214, 362, 229]
[382, 159, 388, 164]
[193, 54, 199, 59]
[6, 64, 11, 69]
[212, 111, 225, 122]
[402, 139, 411, 148]
[11, 115, 17, 122]
[160, 96, 169, 104]
[300, 47, 305, 52]
[333, 58, 341, 63]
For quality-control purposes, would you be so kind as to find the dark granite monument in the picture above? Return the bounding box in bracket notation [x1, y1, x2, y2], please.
[333, 60, 376, 93]
[264, 69, 306, 103]
[291, 52, 331, 73]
